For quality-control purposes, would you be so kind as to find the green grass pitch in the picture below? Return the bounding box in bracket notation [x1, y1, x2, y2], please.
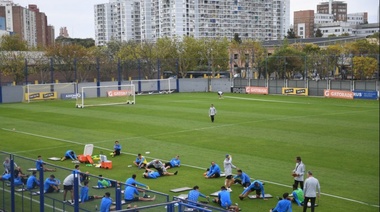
[0, 93, 379, 212]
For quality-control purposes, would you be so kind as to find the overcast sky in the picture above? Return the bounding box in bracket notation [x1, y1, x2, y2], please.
[14, 0, 380, 39]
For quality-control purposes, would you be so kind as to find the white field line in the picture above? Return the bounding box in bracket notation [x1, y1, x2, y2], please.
[224, 95, 380, 109]
[2, 128, 379, 208]
[224, 96, 308, 104]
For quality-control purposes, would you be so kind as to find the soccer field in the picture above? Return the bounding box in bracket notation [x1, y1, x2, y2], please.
[0, 93, 379, 212]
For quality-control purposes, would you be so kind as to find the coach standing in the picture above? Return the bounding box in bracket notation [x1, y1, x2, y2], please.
[303, 171, 320, 212]
[293, 156, 305, 189]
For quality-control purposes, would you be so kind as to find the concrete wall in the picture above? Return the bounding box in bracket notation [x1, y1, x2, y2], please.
[1, 79, 378, 103]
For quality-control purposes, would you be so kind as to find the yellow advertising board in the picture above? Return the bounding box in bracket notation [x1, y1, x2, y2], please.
[24, 92, 58, 100]
[281, 87, 308, 96]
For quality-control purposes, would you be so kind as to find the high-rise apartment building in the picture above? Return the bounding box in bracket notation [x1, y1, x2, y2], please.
[94, 0, 290, 45]
[59, 27, 69, 38]
[0, 0, 53, 47]
[317, 0, 347, 22]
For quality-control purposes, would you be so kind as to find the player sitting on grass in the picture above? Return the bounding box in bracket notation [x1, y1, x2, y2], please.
[124, 183, 156, 202]
[126, 174, 149, 191]
[270, 192, 292, 212]
[212, 186, 240, 212]
[110, 140, 121, 158]
[290, 184, 304, 206]
[133, 154, 147, 169]
[187, 185, 209, 206]
[36, 156, 56, 172]
[80, 180, 102, 203]
[203, 161, 221, 178]
[26, 171, 40, 190]
[44, 174, 60, 193]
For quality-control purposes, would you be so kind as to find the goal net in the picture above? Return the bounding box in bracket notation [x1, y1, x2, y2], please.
[24, 82, 78, 103]
[130, 79, 176, 94]
[76, 84, 135, 108]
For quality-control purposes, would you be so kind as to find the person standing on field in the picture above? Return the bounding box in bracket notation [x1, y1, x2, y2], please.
[223, 154, 237, 192]
[209, 104, 217, 123]
[303, 171, 320, 212]
[292, 156, 305, 189]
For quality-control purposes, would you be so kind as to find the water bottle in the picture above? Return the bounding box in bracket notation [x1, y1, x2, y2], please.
[95, 205, 98, 211]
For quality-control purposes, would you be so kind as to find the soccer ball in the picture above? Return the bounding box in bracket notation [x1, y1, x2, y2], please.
[76, 105, 83, 108]
[307, 201, 311, 207]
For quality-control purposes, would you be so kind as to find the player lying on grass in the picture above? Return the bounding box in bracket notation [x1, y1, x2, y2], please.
[164, 155, 181, 170]
[142, 168, 178, 179]
[97, 175, 119, 188]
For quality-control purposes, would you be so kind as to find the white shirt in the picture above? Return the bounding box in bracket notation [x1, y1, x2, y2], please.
[293, 161, 305, 181]
[223, 157, 236, 176]
[209, 107, 217, 116]
[304, 176, 320, 197]
[63, 173, 81, 186]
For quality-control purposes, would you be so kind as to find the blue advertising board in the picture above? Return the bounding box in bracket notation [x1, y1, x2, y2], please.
[353, 91, 378, 100]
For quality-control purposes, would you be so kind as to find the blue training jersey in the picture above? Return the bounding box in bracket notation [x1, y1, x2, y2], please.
[188, 189, 206, 205]
[207, 164, 221, 177]
[241, 180, 265, 198]
[26, 175, 39, 189]
[148, 171, 161, 179]
[100, 197, 112, 212]
[218, 190, 232, 207]
[124, 186, 139, 200]
[114, 144, 121, 150]
[80, 186, 89, 202]
[125, 177, 146, 188]
[170, 158, 180, 167]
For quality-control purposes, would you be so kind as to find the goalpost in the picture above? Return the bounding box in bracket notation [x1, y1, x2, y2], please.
[24, 82, 77, 103]
[76, 84, 135, 108]
[130, 78, 176, 94]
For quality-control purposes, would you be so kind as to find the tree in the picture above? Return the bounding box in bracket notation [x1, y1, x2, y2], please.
[328, 34, 337, 37]
[267, 44, 305, 79]
[45, 44, 89, 82]
[315, 28, 323, 37]
[233, 33, 242, 44]
[55, 36, 95, 48]
[340, 33, 350, 37]
[0, 35, 28, 51]
[286, 29, 297, 39]
[0, 51, 27, 84]
[352, 56, 378, 79]
[177, 36, 202, 78]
